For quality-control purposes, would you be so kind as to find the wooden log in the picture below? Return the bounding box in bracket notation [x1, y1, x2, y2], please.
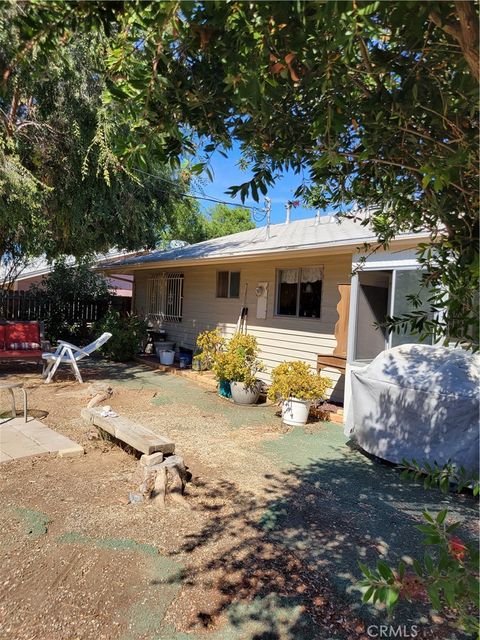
[163, 455, 189, 507]
[139, 468, 157, 497]
[81, 408, 175, 455]
[152, 467, 167, 507]
[86, 383, 113, 409]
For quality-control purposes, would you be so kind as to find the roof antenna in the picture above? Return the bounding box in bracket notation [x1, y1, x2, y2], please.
[265, 197, 271, 239]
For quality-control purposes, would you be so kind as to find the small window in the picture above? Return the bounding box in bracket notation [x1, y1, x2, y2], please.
[276, 267, 323, 318]
[217, 271, 240, 298]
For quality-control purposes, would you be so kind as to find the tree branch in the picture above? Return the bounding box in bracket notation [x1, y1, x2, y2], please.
[429, 1, 479, 81]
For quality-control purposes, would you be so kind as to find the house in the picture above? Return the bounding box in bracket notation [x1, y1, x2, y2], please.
[101, 214, 431, 403]
[1, 250, 136, 298]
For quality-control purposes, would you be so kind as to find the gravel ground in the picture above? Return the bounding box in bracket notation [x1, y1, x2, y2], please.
[0, 359, 477, 640]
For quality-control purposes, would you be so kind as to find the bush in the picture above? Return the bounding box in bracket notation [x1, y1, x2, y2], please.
[94, 310, 147, 361]
[212, 333, 264, 389]
[193, 328, 226, 370]
[359, 510, 479, 636]
[267, 361, 331, 402]
[29, 258, 112, 343]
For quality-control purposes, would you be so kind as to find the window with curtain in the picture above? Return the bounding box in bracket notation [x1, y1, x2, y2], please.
[276, 267, 323, 318]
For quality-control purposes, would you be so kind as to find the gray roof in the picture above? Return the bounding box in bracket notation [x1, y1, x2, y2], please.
[102, 215, 427, 270]
[1, 249, 139, 283]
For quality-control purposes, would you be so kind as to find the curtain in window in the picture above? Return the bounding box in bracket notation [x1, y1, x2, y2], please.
[301, 267, 323, 283]
[280, 269, 299, 284]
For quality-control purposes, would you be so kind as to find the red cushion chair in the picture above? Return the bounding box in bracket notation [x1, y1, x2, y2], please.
[0, 322, 46, 362]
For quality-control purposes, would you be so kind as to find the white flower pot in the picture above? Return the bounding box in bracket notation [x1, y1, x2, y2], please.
[230, 381, 260, 405]
[281, 397, 311, 426]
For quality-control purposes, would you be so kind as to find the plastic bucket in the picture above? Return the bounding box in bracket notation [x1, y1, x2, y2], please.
[159, 350, 175, 366]
[155, 341, 175, 359]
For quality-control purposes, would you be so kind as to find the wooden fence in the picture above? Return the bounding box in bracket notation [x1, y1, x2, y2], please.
[0, 290, 130, 323]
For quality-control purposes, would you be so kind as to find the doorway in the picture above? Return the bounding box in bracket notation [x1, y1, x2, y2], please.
[354, 271, 390, 360]
[351, 267, 433, 363]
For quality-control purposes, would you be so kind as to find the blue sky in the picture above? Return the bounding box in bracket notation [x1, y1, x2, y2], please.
[195, 143, 335, 226]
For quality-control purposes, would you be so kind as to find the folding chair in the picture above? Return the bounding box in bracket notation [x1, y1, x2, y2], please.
[42, 332, 112, 383]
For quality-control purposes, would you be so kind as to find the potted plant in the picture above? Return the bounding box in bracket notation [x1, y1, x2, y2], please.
[212, 333, 265, 404]
[267, 361, 331, 426]
[193, 328, 226, 371]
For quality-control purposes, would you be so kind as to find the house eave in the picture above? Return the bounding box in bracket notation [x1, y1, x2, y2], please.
[100, 234, 427, 275]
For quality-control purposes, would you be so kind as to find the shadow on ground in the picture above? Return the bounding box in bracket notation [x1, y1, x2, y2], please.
[163, 430, 477, 640]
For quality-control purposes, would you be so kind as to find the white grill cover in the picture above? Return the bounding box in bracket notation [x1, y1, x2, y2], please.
[349, 344, 480, 473]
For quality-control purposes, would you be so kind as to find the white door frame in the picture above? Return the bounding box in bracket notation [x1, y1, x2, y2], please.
[347, 249, 422, 364]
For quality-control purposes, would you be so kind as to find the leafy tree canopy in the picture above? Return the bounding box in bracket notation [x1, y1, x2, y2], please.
[204, 204, 255, 239]
[0, 4, 189, 268]
[160, 202, 255, 245]
[3, 1, 479, 347]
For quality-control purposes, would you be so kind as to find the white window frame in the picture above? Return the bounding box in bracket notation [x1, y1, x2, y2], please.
[216, 270, 241, 299]
[274, 266, 324, 319]
[146, 272, 184, 323]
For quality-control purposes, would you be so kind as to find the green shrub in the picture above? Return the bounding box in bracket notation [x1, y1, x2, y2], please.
[267, 361, 331, 402]
[94, 310, 147, 361]
[399, 459, 480, 495]
[193, 328, 226, 370]
[212, 333, 264, 389]
[29, 258, 112, 343]
[359, 510, 479, 636]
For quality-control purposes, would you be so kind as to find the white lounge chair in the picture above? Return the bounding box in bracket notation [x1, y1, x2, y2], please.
[42, 332, 112, 384]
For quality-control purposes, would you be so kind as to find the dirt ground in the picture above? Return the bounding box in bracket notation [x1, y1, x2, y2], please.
[0, 360, 477, 640]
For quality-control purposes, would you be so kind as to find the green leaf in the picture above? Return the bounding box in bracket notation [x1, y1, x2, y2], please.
[377, 561, 394, 582]
[386, 588, 399, 610]
[442, 581, 456, 608]
[363, 586, 375, 602]
[424, 553, 434, 573]
[436, 509, 448, 525]
[427, 584, 442, 610]
[421, 174, 431, 189]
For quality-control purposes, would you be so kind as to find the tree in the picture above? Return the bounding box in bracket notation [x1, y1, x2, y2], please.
[204, 204, 255, 239]
[159, 202, 254, 245]
[0, 5, 186, 269]
[157, 198, 206, 246]
[4, 1, 479, 347]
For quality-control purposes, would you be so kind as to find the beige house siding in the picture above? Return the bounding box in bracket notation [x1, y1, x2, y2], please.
[134, 253, 352, 401]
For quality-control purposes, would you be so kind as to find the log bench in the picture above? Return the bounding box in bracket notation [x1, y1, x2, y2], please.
[81, 408, 175, 455]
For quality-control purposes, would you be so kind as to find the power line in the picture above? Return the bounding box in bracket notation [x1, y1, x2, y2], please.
[132, 167, 265, 214]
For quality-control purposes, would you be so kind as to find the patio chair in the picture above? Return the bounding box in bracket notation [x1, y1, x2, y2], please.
[42, 332, 112, 384]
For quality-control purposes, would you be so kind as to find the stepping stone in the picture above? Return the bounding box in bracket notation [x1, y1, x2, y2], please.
[0, 418, 84, 462]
